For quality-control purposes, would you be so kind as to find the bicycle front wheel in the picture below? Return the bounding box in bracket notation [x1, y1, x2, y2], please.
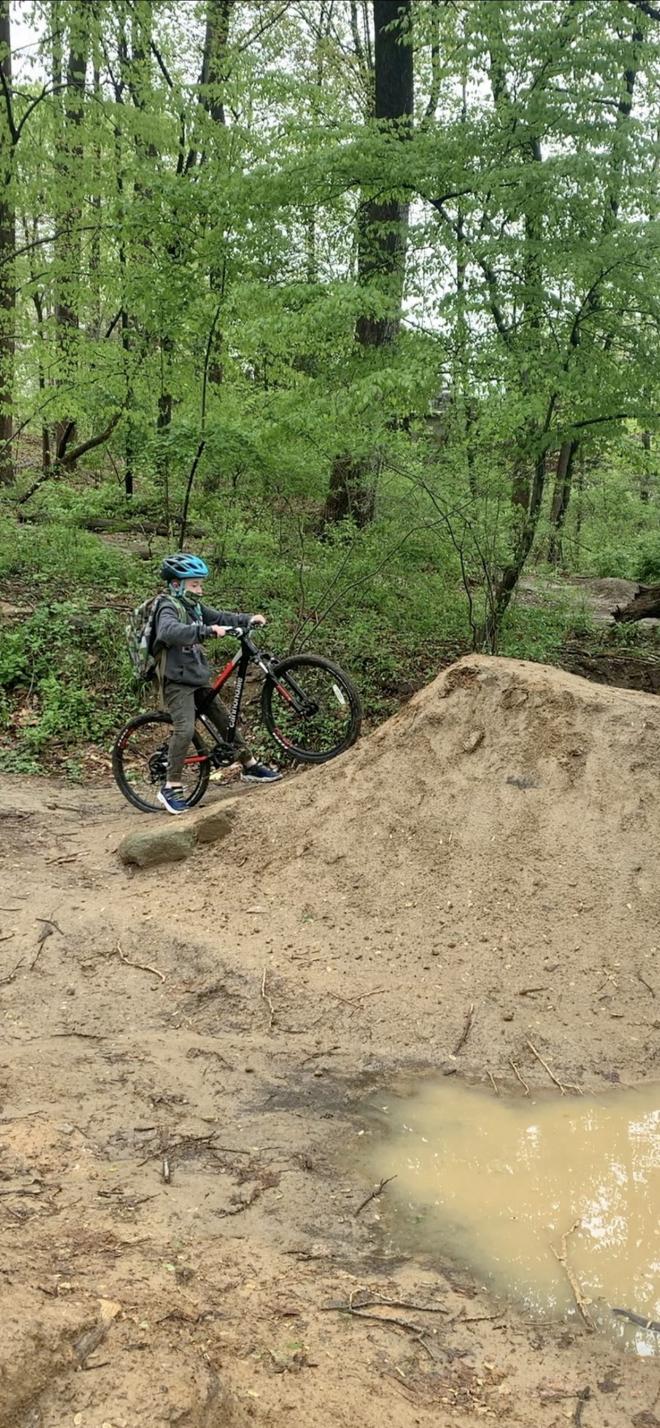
[262, 655, 362, 763]
[112, 711, 211, 813]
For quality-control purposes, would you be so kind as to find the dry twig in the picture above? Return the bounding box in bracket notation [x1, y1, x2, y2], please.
[31, 918, 62, 969]
[452, 1002, 475, 1056]
[328, 1294, 449, 1316]
[509, 1058, 530, 1095]
[327, 986, 386, 1009]
[526, 1039, 582, 1095]
[636, 971, 656, 999]
[321, 1296, 438, 1360]
[354, 1174, 396, 1217]
[261, 969, 275, 1030]
[551, 1220, 594, 1331]
[487, 1070, 500, 1096]
[114, 941, 165, 983]
[0, 958, 24, 986]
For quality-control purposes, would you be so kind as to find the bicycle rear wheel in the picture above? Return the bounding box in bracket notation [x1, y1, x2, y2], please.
[261, 655, 362, 763]
[112, 711, 211, 813]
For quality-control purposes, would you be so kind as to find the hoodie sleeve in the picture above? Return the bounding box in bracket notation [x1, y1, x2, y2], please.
[199, 602, 251, 631]
[153, 598, 208, 649]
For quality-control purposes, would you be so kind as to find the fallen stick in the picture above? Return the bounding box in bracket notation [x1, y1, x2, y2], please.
[612, 1306, 660, 1334]
[487, 1070, 500, 1096]
[551, 1220, 594, 1331]
[31, 920, 58, 969]
[452, 1002, 475, 1056]
[324, 1294, 449, 1316]
[354, 1174, 396, 1217]
[526, 1039, 582, 1096]
[321, 1301, 438, 1360]
[509, 1058, 530, 1095]
[114, 941, 165, 984]
[0, 958, 24, 986]
[73, 1300, 121, 1366]
[261, 969, 275, 1030]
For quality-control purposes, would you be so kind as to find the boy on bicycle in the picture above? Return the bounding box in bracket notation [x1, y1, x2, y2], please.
[153, 553, 281, 814]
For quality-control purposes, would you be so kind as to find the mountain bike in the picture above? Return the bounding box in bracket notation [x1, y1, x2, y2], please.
[112, 623, 362, 813]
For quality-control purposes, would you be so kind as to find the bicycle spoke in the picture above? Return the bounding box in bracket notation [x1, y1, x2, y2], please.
[113, 715, 210, 813]
[266, 660, 360, 760]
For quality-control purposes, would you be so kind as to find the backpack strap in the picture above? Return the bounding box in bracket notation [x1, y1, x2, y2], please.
[153, 594, 189, 705]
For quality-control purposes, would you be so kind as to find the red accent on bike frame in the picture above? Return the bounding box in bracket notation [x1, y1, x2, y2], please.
[273, 727, 293, 748]
[184, 754, 208, 765]
[275, 683, 294, 704]
[211, 655, 240, 692]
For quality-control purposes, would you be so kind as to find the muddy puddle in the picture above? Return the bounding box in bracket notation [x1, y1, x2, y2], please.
[363, 1079, 660, 1355]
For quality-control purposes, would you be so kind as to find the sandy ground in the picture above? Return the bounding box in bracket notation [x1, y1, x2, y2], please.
[1, 656, 659, 1428]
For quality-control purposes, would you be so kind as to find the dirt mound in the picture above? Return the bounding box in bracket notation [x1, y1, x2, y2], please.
[245, 655, 659, 897]
[233, 656, 659, 1074]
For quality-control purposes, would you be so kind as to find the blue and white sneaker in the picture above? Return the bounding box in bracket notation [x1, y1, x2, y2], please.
[241, 763, 282, 785]
[157, 785, 189, 815]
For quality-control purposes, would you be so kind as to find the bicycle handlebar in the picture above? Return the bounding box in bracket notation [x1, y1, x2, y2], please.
[224, 620, 264, 639]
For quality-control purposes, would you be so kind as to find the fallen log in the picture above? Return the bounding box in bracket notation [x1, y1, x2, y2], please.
[613, 582, 660, 623]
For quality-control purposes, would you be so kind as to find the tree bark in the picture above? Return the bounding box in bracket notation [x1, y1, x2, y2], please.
[53, 10, 89, 458]
[0, 0, 15, 484]
[323, 0, 413, 527]
[641, 430, 654, 502]
[200, 0, 234, 386]
[547, 438, 579, 565]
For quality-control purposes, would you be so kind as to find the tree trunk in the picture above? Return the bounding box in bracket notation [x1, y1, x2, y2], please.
[201, 0, 234, 386]
[478, 450, 548, 652]
[323, 0, 413, 527]
[0, 0, 15, 484]
[641, 430, 654, 503]
[53, 12, 89, 458]
[32, 289, 51, 473]
[156, 342, 173, 531]
[202, 0, 234, 127]
[547, 438, 579, 565]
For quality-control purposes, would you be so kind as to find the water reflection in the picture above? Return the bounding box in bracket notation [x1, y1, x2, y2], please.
[368, 1080, 660, 1355]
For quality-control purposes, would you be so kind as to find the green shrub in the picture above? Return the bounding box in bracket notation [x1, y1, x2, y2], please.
[0, 517, 138, 590]
[635, 533, 660, 583]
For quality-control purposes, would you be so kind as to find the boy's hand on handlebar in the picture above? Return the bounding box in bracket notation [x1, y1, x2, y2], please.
[209, 615, 266, 638]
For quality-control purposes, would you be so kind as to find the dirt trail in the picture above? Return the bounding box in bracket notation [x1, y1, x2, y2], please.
[1, 656, 659, 1427]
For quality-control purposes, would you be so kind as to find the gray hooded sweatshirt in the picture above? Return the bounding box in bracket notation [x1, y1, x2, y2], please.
[153, 594, 250, 687]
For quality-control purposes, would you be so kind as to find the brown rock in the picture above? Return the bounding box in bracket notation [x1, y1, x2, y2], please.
[118, 826, 196, 868]
[193, 805, 236, 845]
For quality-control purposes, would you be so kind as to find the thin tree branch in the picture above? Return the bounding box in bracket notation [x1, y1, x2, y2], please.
[59, 410, 123, 468]
[629, 0, 660, 21]
[15, 79, 69, 140]
[178, 298, 224, 546]
[236, 3, 290, 54]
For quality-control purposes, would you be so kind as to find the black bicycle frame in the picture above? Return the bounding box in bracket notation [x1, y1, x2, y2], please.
[192, 631, 318, 756]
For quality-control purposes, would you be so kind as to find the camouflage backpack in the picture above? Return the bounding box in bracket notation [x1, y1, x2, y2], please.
[125, 593, 185, 683]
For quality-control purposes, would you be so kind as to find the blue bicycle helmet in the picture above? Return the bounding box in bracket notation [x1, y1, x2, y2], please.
[161, 552, 209, 582]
